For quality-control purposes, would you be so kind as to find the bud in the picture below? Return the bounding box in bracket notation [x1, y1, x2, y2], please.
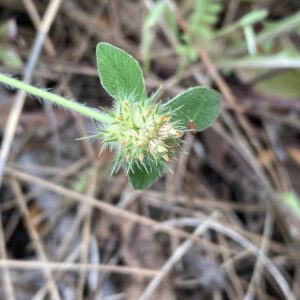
[159, 124, 175, 139]
[157, 146, 168, 153]
[138, 153, 144, 162]
[148, 139, 160, 155]
[162, 153, 169, 161]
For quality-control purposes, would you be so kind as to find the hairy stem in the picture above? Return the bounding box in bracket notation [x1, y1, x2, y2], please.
[0, 73, 113, 124]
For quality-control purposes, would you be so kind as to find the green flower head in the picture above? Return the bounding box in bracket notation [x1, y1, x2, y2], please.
[99, 95, 184, 174]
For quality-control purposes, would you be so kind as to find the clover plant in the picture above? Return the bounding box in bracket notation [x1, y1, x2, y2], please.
[0, 42, 221, 189]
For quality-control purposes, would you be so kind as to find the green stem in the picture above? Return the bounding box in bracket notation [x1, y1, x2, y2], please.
[0, 73, 113, 124]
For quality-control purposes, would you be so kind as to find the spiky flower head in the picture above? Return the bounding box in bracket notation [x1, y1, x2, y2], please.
[98, 96, 184, 174]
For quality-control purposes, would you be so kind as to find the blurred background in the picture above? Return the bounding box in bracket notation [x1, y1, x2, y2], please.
[0, 0, 300, 299]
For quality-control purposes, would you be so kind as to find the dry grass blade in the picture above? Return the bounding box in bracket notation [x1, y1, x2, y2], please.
[10, 179, 61, 300]
[245, 209, 274, 300]
[138, 212, 218, 300]
[4, 167, 231, 255]
[77, 164, 98, 299]
[164, 218, 295, 300]
[0, 259, 162, 278]
[21, 0, 56, 56]
[0, 213, 15, 300]
[0, 0, 62, 189]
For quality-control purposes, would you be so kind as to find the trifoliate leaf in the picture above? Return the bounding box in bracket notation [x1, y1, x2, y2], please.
[96, 42, 146, 102]
[165, 87, 221, 131]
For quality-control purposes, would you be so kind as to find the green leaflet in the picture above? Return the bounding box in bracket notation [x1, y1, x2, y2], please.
[165, 87, 221, 131]
[96, 42, 146, 102]
[128, 164, 164, 190]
